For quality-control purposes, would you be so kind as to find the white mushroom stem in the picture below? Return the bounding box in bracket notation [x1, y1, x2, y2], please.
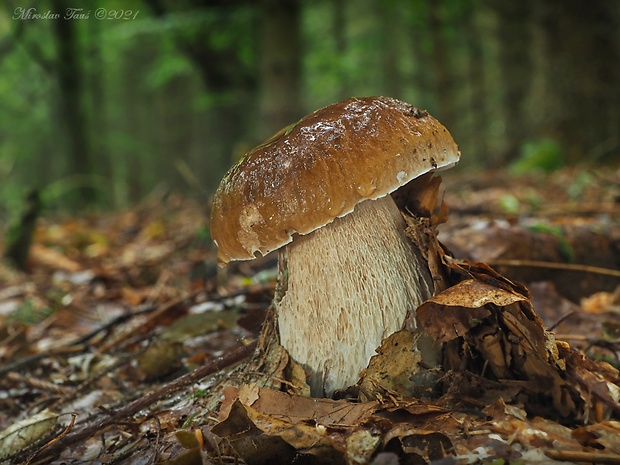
[275, 194, 437, 397]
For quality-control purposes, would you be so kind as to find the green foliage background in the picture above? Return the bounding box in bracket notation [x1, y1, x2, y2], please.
[0, 0, 618, 219]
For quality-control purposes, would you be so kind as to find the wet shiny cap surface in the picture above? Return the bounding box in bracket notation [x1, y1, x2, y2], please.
[210, 96, 460, 264]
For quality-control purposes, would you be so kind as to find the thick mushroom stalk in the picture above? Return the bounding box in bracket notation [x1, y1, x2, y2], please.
[276, 195, 434, 396]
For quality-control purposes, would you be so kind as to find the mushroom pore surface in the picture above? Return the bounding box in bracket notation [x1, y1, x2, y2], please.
[276, 194, 434, 397]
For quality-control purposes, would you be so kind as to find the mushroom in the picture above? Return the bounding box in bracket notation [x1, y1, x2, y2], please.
[211, 96, 460, 396]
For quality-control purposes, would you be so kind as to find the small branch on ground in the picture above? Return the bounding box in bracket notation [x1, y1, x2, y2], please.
[16, 340, 257, 464]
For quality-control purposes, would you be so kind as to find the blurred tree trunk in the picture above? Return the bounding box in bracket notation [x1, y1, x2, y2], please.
[332, 0, 350, 97]
[495, 0, 533, 161]
[258, 0, 303, 137]
[533, 0, 620, 161]
[50, 0, 96, 207]
[379, 1, 403, 98]
[427, 0, 454, 125]
[157, 76, 196, 192]
[463, 1, 489, 161]
[145, 0, 258, 189]
[120, 44, 149, 204]
[4, 190, 40, 271]
[409, 0, 433, 108]
[85, 17, 109, 198]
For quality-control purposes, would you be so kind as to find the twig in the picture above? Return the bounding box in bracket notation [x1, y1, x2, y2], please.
[554, 334, 620, 357]
[0, 285, 266, 378]
[554, 334, 588, 341]
[4, 372, 73, 394]
[20, 340, 257, 463]
[545, 449, 620, 464]
[69, 303, 157, 346]
[96, 284, 273, 353]
[95, 296, 190, 354]
[149, 414, 162, 465]
[0, 345, 84, 378]
[27, 413, 77, 465]
[490, 259, 620, 278]
[47, 353, 138, 412]
[0, 304, 159, 378]
[548, 310, 578, 331]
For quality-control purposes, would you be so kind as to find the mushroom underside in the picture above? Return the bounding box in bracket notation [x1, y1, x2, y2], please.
[275, 194, 437, 397]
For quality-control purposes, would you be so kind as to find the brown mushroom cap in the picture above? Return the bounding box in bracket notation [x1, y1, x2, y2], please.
[211, 96, 460, 264]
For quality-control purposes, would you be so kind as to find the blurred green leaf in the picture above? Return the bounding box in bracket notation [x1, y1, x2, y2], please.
[7, 299, 53, 326]
[498, 194, 520, 215]
[511, 139, 566, 174]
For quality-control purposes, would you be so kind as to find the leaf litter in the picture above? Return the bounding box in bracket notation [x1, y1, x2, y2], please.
[0, 168, 618, 464]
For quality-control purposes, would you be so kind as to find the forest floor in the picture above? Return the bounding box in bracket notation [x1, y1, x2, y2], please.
[0, 167, 619, 465]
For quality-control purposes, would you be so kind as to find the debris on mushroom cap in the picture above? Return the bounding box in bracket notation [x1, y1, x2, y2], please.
[210, 96, 460, 264]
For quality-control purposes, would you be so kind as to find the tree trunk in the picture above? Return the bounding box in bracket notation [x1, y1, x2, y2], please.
[50, 0, 96, 207]
[427, 0, 454, 125]
[409, 0, 433, 108]
[144, 0, 259, 192]
[258, 0, 303, 138]
[332, 0, 351, 97]
[463, 1, 490, 162]
[495, 0, 533, 161]
[85, 16, 110, 203]
[532, 0, 620, 162]
[379, 1, 403, 98]
[3, 191, 41, 271]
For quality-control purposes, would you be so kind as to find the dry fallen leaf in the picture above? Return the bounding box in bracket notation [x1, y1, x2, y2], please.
[418, 263, 579, 418]
[30, 243, 82, 272]
[0, 409, 58, 460]
[359, 330, 434, 402]
[417, 279, 524, 343]
[581, 286, 620, 314]
[214, 385, 456, 465]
